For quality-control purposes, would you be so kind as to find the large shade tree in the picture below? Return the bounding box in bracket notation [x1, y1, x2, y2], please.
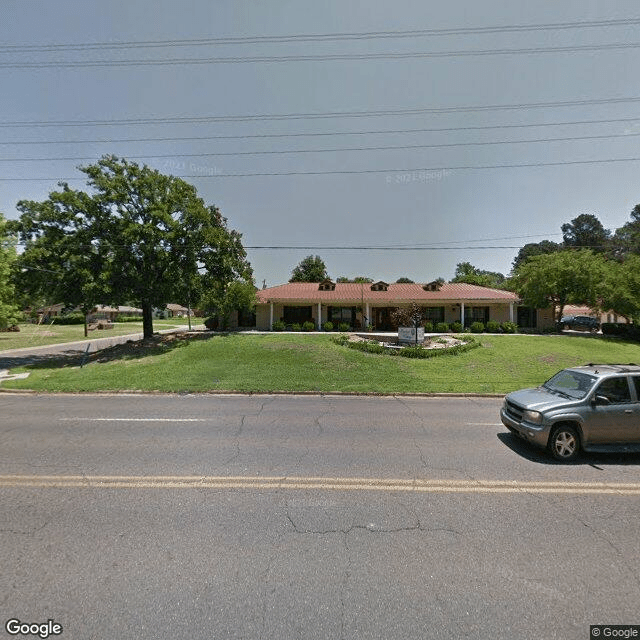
[14, 156, 252, 338]
[561, 213, 611, 252]
[0, 213, 21, 329]
[289, 255, 329, 283]
[451, 262, 505, 288]
[513, 250, 607, 322]
[611, 204, 640, 259]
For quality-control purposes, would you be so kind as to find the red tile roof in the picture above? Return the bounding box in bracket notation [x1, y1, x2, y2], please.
[256, 282, 519, 303]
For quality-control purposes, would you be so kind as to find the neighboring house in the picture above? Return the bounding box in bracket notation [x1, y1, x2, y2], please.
[562, 305, 629, 325]
[255, 280, 531, 331]
[36, 303, 65, 321]
[165, 304, 191, 318]
[89, 305, 143, 322]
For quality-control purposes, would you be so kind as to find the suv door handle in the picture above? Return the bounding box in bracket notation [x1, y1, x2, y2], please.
[624, 409, 633, 413]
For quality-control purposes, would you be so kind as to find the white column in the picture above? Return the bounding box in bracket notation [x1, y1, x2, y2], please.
[317, 302, 322, 331]
[509, 302, 514, 323]
[269, 303, 274, 330]
[460, 302, 465, 327]
[365, 303, 370, 328]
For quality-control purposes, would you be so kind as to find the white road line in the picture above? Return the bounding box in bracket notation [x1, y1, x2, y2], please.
[1, 474, 640, 495]
[59, 418, 210, 422]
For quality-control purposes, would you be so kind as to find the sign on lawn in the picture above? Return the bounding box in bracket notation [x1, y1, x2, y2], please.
[398, 327, 425, 344]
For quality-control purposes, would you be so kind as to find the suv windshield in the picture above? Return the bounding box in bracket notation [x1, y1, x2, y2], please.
[542, 370, 597, 399]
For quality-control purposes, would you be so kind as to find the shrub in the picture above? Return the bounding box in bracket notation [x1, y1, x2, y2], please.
[302, 321, 315, 332]
[331, 334, 350, 346]
[291, 323, 302, 331]
[470, 321, 485, 333]
[601, 322, 619, 336]
[501, 321, 517, 334]
[204, 317, 218, 330]
[450, 321, 463, 333]
[272, 320, 286, 331]
[435, 322, 449, 333]
[338, 322, 351, 332]
[322, 321, 334, 332]
[423, 320, 434, 333]
[486, 320, 501, 333]
[50, 313, 85, 325]
[115, 315, 143, 322]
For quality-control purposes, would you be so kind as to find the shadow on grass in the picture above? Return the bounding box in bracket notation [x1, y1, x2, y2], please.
[497, 432, 640, 467]
[0, 331, 222, 372]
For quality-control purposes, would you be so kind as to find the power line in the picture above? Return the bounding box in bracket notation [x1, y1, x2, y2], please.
[2, 17, 639, 52]
[3, 156, 640, 181]
[3, 96, 640, 127]
[2, 41, 640, 68]
[2, 116, 639, 146]
[13, 233, 564, 251]
[3, 130, 640, 163]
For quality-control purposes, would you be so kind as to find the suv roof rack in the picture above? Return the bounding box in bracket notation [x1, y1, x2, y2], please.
[584, 363, 639, 372]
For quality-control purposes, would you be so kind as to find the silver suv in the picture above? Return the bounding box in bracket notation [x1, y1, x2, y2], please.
[500, 364, 640, 461]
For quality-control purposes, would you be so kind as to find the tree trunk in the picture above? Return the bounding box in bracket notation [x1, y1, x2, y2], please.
[142, 300, 154, 339]
[84, 314, 88, 338]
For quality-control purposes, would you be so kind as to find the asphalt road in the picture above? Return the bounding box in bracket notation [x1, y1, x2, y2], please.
[1, 394, 639, 640]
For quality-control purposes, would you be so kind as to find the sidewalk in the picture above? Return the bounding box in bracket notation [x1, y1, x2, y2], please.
[0, 326, 204, 371]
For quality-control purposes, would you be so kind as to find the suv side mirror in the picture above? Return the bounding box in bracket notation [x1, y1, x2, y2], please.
[592, 395, 611, 406]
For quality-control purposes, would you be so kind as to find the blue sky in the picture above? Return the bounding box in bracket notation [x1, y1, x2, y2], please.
[2, 0, 640, 287]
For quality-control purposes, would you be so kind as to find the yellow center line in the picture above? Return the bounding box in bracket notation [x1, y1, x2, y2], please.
[1, 474, 640, 494]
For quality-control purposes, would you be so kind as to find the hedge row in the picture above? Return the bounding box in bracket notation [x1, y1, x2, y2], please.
[49, 313, 86, 325]
[601, 323, 640, 340]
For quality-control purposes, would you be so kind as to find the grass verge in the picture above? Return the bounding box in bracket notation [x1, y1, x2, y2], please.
[0, 320, 194, 352]
[3, 333, 640, 394]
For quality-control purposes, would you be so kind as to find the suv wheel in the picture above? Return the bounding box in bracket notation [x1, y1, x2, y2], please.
[549, 425, 580, 461]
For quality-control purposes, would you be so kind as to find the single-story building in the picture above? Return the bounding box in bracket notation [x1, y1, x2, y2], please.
[163, 304, 191, 318]
[89, 305, 143, 322]
[255, 280, 545, 331]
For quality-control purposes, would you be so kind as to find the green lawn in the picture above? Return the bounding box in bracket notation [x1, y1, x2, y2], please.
[4, 333, 640, 394]
[0, 319, 195, 352]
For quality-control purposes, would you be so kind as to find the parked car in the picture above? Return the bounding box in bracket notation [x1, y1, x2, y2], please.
[560, 315, 600, 332]
[500, 364, 640, 461]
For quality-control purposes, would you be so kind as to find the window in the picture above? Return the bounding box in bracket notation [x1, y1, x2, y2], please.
[595, 377, 632, 404]
[329, 306, 356, 325]
[283, 306, 312, 324]
[464, 306, 489, 324]
[424, 307, 445, 323]
[633, 377, 640, 400]
[517, 306, 537, 329]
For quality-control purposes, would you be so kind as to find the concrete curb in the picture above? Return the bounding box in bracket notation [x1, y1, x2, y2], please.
[0, 388, 504, 398]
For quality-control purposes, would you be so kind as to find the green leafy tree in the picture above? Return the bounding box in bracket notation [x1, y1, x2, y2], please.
[451, 262, 505, 288]
[513, 250, 607, 322]
[289, 255, 329, 283]
[599, 256, 640, 323]
[562, 213, 610, 252]
[395, 277, 415, 283]
[611, 204, 640, 259]
[202, 279, 256, 329]
[511, 240, 562, 271]
[15, 187, 110, 336]
[0, 213, 21, 329]
[14, 155, 251, 339]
